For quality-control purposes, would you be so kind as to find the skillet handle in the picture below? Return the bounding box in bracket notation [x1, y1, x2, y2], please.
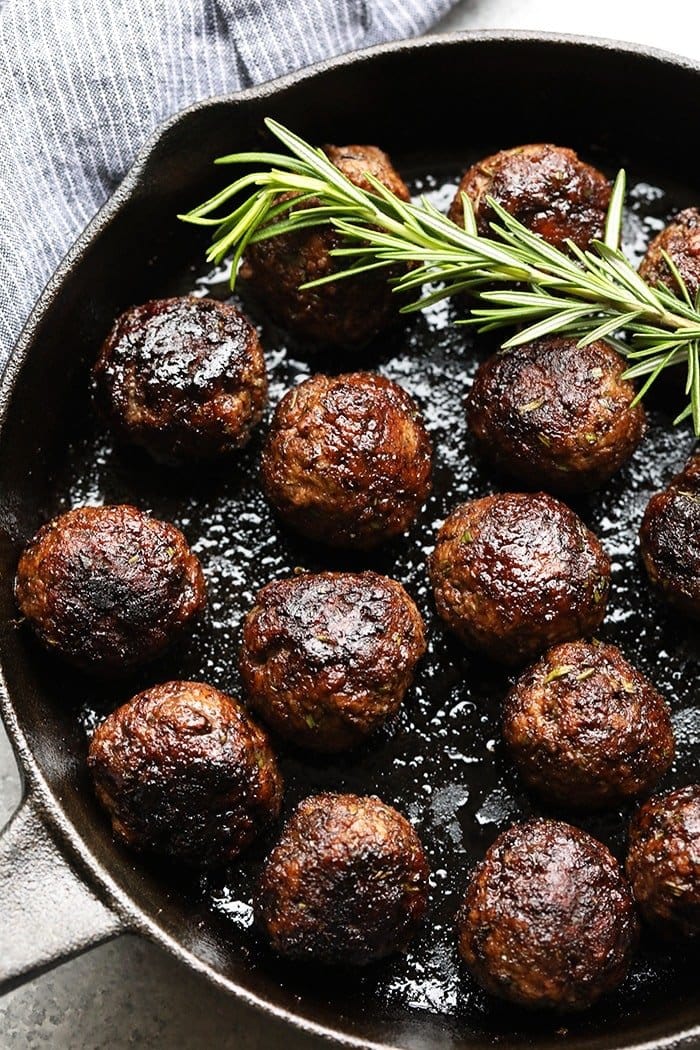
[0, 793, 123, 992]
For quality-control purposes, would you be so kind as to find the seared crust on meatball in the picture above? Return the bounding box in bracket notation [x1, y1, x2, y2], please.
[429, 493, 610, 665]
[15, 505, 206, 672]
[448, 144, 611, 251]
[240, 144, 410, 345]
[88, 681, 283, 865]
[93, 297, 267, 462]
[256, 793, 429, 964]
[239, 571, 426, 751]
[640, 455, 700, 618]
[626, 785, 700, 938]
[639, 208, 700, 299]
[456, 819, 638, 1010]
[503, 640, 674, 809]
[466, 338, 645, 493]
[261, 372, 432, 549]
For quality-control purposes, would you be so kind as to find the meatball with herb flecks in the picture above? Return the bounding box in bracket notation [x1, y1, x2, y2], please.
[88, 681, 283, 866]
[456, 819, 638, 1011]
[429, 493, 609, 665]
[640, 455, 700, 618]
[256, 793, 429, 965]
[93, 297, 267, 463]
[240, 144, 410, 346]
[261, 371, 432, 549]
[448, 144, 611, 252]
[15, 504, 206, 673]
[466, 338, 645, 493]
[626, 785, 700, 938]
[503, 640, 674, 810]
[639, 208, 700, 299]
[239, 571, 425, 752]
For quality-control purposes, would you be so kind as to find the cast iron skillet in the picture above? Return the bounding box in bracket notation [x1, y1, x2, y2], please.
[0, 31, 698, 1050]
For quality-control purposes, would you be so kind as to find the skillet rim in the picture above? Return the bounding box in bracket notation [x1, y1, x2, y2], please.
[1, 28, 699, 1050]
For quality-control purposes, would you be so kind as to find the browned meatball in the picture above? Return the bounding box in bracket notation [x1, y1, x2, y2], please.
[261, 372, 432, 549]
[240, 144, 410, 345]
[429, 493, 610, 665]
[639, 208, 700, 299]
[239, 571, 425, 752]
[466, 338, 645, 493]
[14, 505, 206, 672]
[256, 793, 429, 964]
[503, 640, 674, 810]
[448, 144, 611, 252]
[88, 681, 283, 865]
[456, 819, 638, 1010]
[626, 785, 700, 938]
[640, 455, 700, 618]
[93, 297, 267, 462]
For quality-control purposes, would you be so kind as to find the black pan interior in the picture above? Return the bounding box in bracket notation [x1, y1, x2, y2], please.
[0, 36, 698, 1050]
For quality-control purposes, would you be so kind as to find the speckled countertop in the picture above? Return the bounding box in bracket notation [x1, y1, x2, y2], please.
[2, 2, 699, 1047]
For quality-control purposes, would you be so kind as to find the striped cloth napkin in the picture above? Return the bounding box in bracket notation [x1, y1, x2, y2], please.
[0, 0, 456, 364]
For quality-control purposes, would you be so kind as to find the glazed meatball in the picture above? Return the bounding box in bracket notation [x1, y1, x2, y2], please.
[448, 144, 611, 252]
[639, 208, 700, 299]
[640, 455, 700, 618]
[88, 681, 283, 865]
[15, 504, 206, 672]
[429, 493, 610, 665]
[261, 372, 432, 549]
[241, 144, 410, 345]
[466, 338, 645, 493]
[626, 785, 700, 938]
[93, 297, 267, 462]
[503, 640, 674, 809]
[239, 571, 425, 751]
[256, 793, 429, 964]
[457, 819, 638, 1011]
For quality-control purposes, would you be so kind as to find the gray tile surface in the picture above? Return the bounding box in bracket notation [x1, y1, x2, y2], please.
[2, 1, 699, 1047]
[436, 0, 700, 57]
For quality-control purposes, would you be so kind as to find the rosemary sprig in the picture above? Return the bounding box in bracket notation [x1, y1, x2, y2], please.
[180, 118, 700, 434]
